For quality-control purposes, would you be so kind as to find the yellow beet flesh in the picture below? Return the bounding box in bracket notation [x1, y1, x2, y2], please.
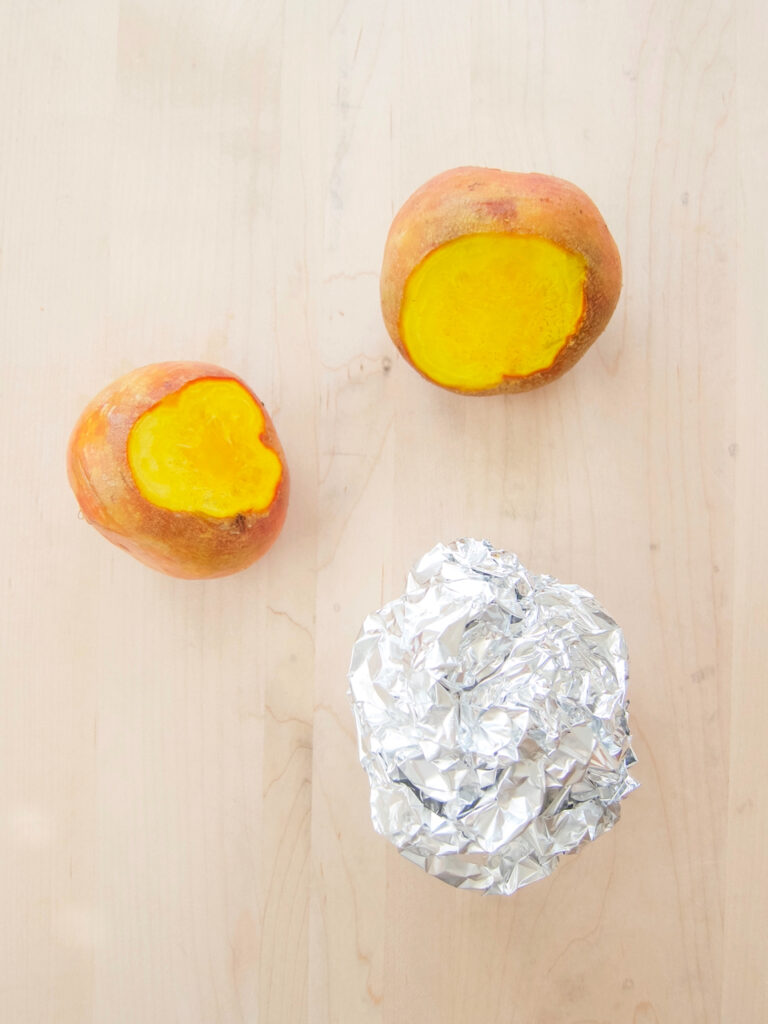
[399, 233, 587, 391]
[127, 378, 283, 518]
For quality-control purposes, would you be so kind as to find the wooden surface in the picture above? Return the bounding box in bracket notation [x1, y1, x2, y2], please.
[1, 2, 765, 1022]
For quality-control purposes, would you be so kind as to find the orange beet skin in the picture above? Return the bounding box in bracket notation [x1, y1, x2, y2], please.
[67, 362, 289, 579]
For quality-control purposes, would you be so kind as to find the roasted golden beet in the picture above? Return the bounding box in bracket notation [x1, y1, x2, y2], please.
[380, 167, 622, 395]
[67, 362, 289, 578]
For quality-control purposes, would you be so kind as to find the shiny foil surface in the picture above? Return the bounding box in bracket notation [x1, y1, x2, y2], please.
[348, 539, 637, 895]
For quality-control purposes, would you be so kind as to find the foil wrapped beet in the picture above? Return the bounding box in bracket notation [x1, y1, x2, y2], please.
[347, 539, 638, 895]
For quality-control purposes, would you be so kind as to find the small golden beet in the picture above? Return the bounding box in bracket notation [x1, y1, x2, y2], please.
[67, 362, 289, 579]
[380, 166, 622, 395]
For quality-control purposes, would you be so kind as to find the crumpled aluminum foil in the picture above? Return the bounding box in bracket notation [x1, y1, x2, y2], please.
[347, 539, 637, 895]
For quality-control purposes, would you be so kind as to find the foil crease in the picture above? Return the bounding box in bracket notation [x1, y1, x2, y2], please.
[348, 539, 637, 895]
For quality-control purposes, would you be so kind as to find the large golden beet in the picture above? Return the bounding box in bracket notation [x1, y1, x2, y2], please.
[380, 167, 622, 395]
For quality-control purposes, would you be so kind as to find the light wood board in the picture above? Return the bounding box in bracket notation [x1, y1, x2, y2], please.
[0, 2, 765, 1021]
